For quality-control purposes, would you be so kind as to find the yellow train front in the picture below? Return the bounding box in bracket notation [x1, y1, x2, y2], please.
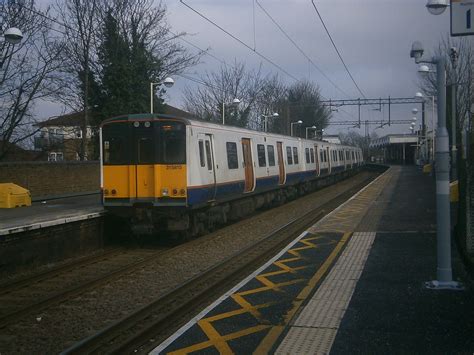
[101, 114, 189, 235]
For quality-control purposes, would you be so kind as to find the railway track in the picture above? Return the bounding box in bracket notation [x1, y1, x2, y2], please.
[0, 246, 171, 329]
[63, 173, 377, 354]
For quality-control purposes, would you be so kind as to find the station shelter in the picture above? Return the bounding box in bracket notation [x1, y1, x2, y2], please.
[369, 134, 420, 165]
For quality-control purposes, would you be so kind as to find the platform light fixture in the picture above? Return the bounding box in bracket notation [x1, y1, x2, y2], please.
[262, 112, 279, 132]
[290, 120, 303, 137]
[426, 0, 448, 15]
[305, 125, 317, 139]
[222, 98, 240, 125]
[3, 27, 23, 44]
[150, 77, 174, 114]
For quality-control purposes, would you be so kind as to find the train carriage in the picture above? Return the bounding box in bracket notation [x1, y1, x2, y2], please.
[101, 113, 363, 236]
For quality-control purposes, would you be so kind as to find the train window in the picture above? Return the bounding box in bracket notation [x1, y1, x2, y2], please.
[226, 142, 238, 169]
[310, 148, 314, 163]
[286, 146, 293, 165]
[138, 137, 154, 164]
[293, 147, 299, 164]
[156, 121, 186, 164]
[320, 150, 324, 163]
[324, 150, 328, 162]
[102, 122, 131, 165]
[257, 144, 266, 167]
[199, 141, 205, 167]
[267, 145, 275, 166]
[305, 148, 310, 164]
[205, 140, 212, 170]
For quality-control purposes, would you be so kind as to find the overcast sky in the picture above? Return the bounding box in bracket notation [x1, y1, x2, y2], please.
[41, 0, 455, 136]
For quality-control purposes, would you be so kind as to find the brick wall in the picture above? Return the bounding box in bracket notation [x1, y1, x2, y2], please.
[0, 161, 100, 198]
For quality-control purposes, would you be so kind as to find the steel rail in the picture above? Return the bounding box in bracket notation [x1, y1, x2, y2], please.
[0, 248, 124, 295]
[62, 174, 376, 355]
[0, 247, 171, 329]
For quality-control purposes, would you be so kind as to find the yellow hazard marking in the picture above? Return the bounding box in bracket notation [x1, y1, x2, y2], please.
[166, 234, 324, 354]
[255, 232, 352, 354]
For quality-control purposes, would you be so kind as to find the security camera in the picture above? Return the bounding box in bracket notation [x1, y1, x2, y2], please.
[4, 27, 23, 45]
[163, 77, 174, 88]
[410, 41, 424, 63]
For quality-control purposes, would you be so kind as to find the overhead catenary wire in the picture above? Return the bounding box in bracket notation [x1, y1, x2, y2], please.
[179, 0, 299, 82]
[310, 0, 366, 99]
[255, 0, 352, 99]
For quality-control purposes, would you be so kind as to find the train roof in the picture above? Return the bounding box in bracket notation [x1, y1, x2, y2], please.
[101, 113, 361, 151]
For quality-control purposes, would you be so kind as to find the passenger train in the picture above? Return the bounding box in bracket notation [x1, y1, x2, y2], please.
[100, 113, 364, 237]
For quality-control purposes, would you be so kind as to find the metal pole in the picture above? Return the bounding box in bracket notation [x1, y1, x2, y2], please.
[422, 101, 426, 163]
[291, 123, 294, 137]
[432, 96, 435, 162]
[265, 116, 268, 132]
[451, 81, 458, 180]
[426, 56, 462, 290]
[222, 102, 225, 125]
[150, 82, 154, 114]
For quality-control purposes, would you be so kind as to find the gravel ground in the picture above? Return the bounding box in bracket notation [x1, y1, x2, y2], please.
[0, 172, 374, 354]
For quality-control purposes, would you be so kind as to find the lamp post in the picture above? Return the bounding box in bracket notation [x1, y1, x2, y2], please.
[262, 112, 279, 132]
[450, 47, 458, 180]
[319, 128, 325, 140]
[410, 40, 462, 290]
[305, 125, 317, 139]
[222, 98, 241, 125]
[290, 120, 303, 137]
[150, 77, 174, 114]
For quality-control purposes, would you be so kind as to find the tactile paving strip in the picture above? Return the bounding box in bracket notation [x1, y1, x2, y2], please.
[275, 231, 376, 354]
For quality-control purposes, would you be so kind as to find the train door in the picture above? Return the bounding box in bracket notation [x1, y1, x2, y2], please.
[327, 147, 332, 174]
[133, 122, 155, 199]
[343, 149, 347, 170]
[314, 144, 320, 176]
[198, 133, 217, 201]
[242, 138, 255, 192]
[276, 142, 286, 185]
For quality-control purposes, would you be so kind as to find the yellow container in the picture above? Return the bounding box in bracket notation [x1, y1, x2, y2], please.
[0, 183, 31, 208]
[450, 180, 459, 203]
[423, 164, 432, 174]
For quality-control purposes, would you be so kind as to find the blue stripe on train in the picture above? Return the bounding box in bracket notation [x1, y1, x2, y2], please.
[187, 167, 350, 206]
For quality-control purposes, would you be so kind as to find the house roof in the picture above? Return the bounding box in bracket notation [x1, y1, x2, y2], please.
[38, 105, 194, 128]
[37, 111, 86, 127]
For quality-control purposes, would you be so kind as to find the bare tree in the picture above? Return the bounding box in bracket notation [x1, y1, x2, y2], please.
[55, 0, 100, 160]
[283, 81, 331, 137]
[183, 62, 273, 127]
[0, 0, 63, 160]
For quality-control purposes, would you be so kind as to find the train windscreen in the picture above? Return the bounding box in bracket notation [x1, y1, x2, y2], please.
[102, 120, 186, 165]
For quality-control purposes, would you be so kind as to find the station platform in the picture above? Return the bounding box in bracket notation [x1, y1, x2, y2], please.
[0, 194, 103, 235]
[152, 166, 474, 354]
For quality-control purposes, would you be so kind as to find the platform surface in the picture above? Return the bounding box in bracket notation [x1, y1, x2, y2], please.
[0, 194, 103, 233]
[152, 166, 474, 354]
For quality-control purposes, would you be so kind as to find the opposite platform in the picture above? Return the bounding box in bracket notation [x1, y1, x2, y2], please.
[0, 194, 103, 235]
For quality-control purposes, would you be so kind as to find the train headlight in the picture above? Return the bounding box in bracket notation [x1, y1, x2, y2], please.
[111, 189, 117, 195]
[162, 188, 169, 196]
[172, 189, 178, 196]
[180, 189, 186, 196]
[104, 189, 109, 195]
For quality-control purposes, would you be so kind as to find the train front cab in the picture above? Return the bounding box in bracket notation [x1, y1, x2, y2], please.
[101, 115, 187, 210]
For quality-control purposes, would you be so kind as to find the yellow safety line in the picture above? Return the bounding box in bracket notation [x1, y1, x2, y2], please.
[254, 231, 352, 354]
